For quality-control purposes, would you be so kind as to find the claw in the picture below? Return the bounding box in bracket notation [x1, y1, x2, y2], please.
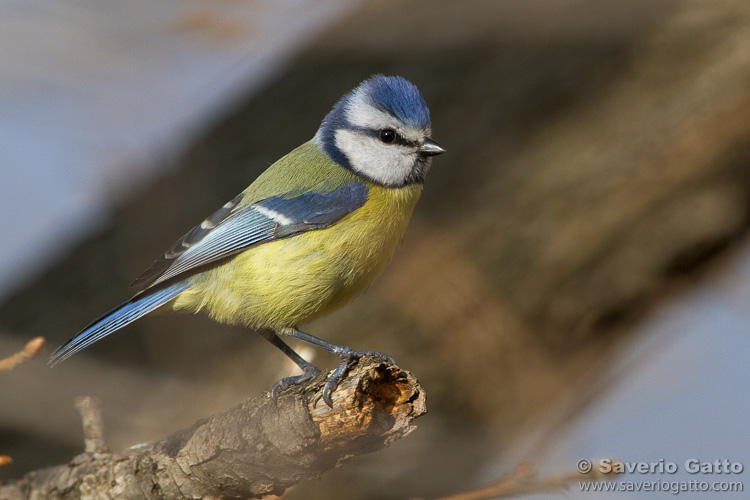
[271, 366, 321, 402]
[320, 349, 396, 408]
[321, 361, 349, 407]
[280, 329, 397, 407]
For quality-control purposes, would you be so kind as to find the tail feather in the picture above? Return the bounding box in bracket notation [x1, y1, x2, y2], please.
[49, 281, 189, 366]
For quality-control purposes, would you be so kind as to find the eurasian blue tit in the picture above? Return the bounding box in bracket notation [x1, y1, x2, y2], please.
[50, 75, 444, 406]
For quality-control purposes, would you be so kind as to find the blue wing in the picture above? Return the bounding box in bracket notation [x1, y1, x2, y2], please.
[131, 182, 369, 291]
[49, 182, 368, 366]
[48, 281, 190, 366]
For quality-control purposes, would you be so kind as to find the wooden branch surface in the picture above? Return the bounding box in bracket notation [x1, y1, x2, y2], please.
[0, 357, 425, 500]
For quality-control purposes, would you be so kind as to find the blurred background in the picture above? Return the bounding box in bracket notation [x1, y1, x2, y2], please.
[1, 0, 749, 498]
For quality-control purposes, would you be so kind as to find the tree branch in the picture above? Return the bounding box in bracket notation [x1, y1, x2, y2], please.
[0, 337, 44, 371]
[0, 357, 426, 499]
[415, 461, 616, 500]
[74, 397, 108, 454]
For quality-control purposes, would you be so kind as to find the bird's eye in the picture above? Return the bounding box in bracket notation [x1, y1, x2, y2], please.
[378, 129, 396, 144]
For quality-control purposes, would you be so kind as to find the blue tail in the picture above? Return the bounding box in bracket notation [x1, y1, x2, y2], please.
[49, 281, 189, 366]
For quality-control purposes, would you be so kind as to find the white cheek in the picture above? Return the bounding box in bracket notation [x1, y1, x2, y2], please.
[335, 129, 413, 186]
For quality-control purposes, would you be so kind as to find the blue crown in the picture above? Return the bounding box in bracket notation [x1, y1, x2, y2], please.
[359, 75, 431, 130]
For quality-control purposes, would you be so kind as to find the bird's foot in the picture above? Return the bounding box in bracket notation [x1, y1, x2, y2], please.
[320, 348, 395, 408]
[271, 365, 322, 402]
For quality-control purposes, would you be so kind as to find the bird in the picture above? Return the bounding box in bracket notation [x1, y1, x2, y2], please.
[49, 75, 444, 407]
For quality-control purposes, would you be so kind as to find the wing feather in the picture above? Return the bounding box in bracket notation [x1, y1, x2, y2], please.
[131, 182, 368, 292]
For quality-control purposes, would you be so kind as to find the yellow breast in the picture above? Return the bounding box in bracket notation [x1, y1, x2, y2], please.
[172, 182, 422, 329]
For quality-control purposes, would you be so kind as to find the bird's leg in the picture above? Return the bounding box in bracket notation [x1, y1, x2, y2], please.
[279, 327, 395, 407]
[258, 329, 321, 401]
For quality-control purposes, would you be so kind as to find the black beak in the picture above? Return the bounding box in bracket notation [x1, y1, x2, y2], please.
[418, 138, 446, 157]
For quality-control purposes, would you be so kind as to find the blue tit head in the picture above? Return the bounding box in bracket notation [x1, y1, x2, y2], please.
[315, 75, 445, 187]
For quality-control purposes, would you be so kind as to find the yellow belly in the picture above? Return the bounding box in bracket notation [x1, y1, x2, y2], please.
[171, 182, 421, 328]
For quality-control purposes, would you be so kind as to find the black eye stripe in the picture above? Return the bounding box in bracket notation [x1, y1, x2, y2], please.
[358, 127, 416, 147]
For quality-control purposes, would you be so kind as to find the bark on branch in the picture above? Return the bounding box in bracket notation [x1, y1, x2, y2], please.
[0, 357, 426, 499]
